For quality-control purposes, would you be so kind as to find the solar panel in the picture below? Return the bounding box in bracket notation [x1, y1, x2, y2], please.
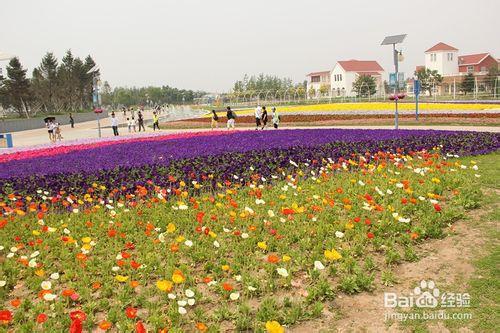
[381, 34, 407, 45]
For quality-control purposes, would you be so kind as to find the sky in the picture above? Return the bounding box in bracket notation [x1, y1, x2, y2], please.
[1, 0, 499, 92]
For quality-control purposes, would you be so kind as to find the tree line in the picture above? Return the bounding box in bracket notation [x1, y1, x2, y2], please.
[0, 51, 206, 119]
[232, 74, 304, 93]
[0, 51, 98, 118]
[100, 85, 205, 108]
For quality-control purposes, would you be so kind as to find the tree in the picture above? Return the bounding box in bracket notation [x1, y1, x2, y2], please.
[32, 52, 59, 112]
[0, 57, 32, 118]
[352, 75, 376, 97]
[460, 73, 475, 95]
[308, 87, 316, 99]
[414, 68, 443, 96]
[319, 84, 330, 97]
[485, 66, 499, 94]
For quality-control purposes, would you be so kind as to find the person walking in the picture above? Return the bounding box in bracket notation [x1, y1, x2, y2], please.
[127, 117, 133, 133]
[138, 111, 146, 132]
[54, 122, 63, 140]
[272, 107, 280, 129]
[254, 105, 262, 130]
[152, 112, 160, 131]
[111, 113, 119, 136]
[69, 113, 75, 128]
[132, 117, 137, 132]
[46, 120, 55, 143]
[226, 106, 236, 130]
[211, 110, 219, 130]
[261, 106, 268, 130]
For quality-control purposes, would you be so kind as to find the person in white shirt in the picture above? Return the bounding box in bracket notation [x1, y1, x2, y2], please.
[127, 118, 133, 133]
[255, 105, 262, 130]
[132, 117, 137, 132]
[111, 113, 119, 136]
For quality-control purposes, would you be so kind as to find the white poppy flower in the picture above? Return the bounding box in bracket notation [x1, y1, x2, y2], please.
[268, 210, 275, 218]
[28, 259, 37, 268]
[335, 231, 345, 239]
[241, 233, 249, 239]
[30, 251, 40, 258]
[184, 240, 193, 247]
[177, 300, 187, 307]
[314, 261, 325, 270]
[276, 268, 289, 277]
[168, 293, 176, 299]
[41, 281, 52, 290]
[185, 289, 195, 298]
[50, 272, 60, 280]
[188, 298, 195, 306]
[229, 292, 240, 300]
[0, 281, 6, 287]
[247, 286, 257, 291]
[178, 306, 187, 315]
[43, 293, 57, 301]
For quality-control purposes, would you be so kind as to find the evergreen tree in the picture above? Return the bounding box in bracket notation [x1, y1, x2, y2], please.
[32, 52, 59, 112]
[0, 57, 32, 118]
[460, 73, 475, 95]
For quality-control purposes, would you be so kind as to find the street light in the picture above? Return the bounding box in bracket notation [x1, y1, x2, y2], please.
[381, 34, 407, 129]
[86, 65, 102, 137]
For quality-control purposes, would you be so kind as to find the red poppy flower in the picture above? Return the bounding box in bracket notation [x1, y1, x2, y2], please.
[367, 232, 375, 239]
[125, 307, 137, 319]
[0, 310, 13, 324]
[136, 321, 146, 333]
[69, 318, 82, 333]
[69, 310, 87, 322]
[433, 204, 441, 212]
[36, 313, 48, 324]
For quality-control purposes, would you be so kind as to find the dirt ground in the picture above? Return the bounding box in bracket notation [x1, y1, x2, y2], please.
[288, 191, 498, 333]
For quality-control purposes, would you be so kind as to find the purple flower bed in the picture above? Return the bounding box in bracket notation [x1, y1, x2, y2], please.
[1, 129, 498, 197]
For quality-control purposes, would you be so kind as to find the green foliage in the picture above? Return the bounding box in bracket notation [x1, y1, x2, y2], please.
[233, 73, 296, 93]
[353, 75, 377, 97]
[414, 68, 443, 96]
[102, 85, 204, 107]
[0, 57, 31, 117]
[460, 73, 475, 95]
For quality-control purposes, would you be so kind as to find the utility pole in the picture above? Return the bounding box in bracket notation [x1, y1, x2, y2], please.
[382, 34, 407, 130]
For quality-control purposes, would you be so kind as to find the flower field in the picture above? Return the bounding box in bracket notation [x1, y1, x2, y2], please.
[205, 102, 500, 117]
[0, 129, 499, 332]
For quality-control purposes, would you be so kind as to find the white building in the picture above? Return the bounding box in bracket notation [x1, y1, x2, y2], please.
[424, 42, 459, 76]
[305, 70, 330, 97]
[307, 60, 384, 97]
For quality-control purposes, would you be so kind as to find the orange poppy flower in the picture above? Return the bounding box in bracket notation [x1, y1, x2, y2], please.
[99, 321, 112, 330]
[267, 254, 280, 264]
[196, 322, 208, 332]
[10, 299, 21, 308]
[222, 283, 233, 291]
[62, 289, 75, 297]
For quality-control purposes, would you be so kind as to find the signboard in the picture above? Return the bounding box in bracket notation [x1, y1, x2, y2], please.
[413, 79, 421, 96]
[389, 73, 405, 87]
[0, 133, 13, 148]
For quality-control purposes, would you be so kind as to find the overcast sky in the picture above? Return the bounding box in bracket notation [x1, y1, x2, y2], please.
[1, 0, 499, 92]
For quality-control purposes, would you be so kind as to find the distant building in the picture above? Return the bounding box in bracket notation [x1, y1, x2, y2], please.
[305, 71, 330, 97]
[458, 53, 498, 74]
[424, 42, 459, 76]
[306, 60, 384, 97]
[411, 42, 499, 96]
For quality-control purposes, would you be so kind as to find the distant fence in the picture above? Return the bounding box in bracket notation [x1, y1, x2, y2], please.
[0, 110, 109, 133]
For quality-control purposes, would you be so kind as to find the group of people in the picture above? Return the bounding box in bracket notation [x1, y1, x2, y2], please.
[111, 110, 148, 136]
[210, 106, 281, 130]
[45, 119, 63, 142]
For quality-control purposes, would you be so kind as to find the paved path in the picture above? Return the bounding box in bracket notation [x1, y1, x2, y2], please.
[2, 107, 206, 149]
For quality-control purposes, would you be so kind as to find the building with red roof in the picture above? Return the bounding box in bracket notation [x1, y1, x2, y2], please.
[458, 53, 498, 74]
[306, 60, 384, 98]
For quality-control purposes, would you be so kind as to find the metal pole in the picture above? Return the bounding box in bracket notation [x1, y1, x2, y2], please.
[393, 43, 399, 130]
[415, 86, 419, 121]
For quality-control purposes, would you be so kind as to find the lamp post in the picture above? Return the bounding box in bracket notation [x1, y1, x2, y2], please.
[86, 65, 102, 137]
[381, 34, 407, 130]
